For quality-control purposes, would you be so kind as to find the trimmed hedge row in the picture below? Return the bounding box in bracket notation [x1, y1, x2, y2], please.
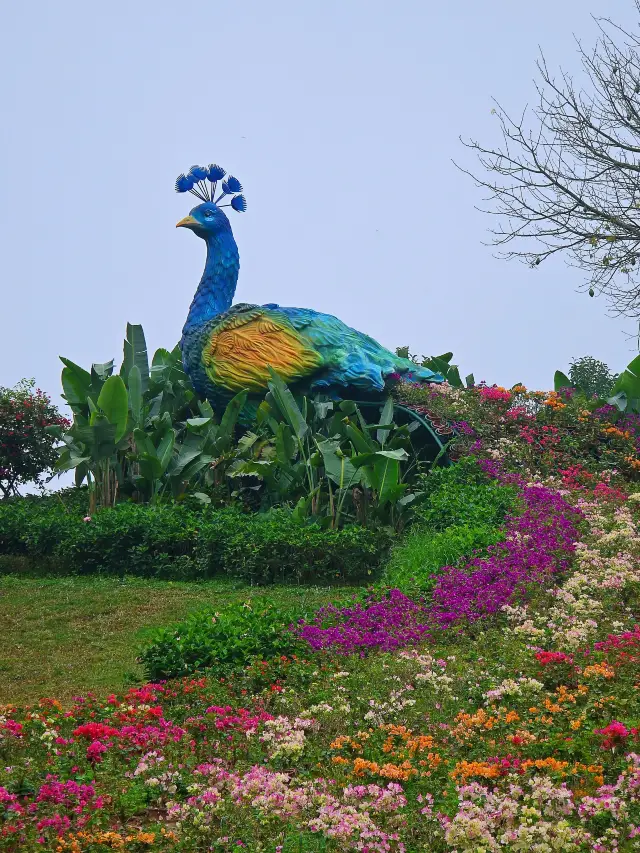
[0, 498, 390, 584]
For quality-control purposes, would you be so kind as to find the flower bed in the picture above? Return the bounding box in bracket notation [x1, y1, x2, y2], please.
[2, 382, 640, 851]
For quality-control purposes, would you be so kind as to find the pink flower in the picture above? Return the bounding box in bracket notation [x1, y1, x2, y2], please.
[595, 720, 630, 750]
[86, 740, 108, 764]
[82, 516, 91, 523]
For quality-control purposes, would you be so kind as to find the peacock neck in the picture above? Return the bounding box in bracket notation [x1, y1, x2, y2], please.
[183, 230, 239, 334]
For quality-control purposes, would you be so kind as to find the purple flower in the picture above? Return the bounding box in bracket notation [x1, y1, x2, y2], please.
[296, 464, 581, 653]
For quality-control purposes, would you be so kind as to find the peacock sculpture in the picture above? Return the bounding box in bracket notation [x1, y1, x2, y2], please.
[176, 164, 442, 416]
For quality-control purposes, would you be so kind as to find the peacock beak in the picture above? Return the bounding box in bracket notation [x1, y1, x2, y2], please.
[176, 215, 198, 229]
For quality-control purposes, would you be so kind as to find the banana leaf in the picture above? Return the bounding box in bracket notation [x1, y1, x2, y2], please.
[96, 375, 129, 442]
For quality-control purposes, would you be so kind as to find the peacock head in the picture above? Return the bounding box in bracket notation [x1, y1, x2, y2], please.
[175, 164, 246, 240]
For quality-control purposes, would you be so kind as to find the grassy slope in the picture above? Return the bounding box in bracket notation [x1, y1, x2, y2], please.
[0, 574, 346, 705]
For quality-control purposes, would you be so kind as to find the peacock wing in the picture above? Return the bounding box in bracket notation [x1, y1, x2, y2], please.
[202, 304, 323, 394]
[276, 306, 427, 392]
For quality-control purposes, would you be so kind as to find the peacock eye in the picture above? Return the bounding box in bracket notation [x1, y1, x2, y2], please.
[204, 210, 213, 218]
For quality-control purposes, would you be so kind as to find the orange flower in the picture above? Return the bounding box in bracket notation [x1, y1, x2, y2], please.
[451, 760, 500, 781]
[583, 663, 615, 680]
[406, 734, 435, 755]
[543, 392, 566, 409]
[353, 757, 417, 781]
[353, 758, 379, 777]
[602, 426, 632, 439]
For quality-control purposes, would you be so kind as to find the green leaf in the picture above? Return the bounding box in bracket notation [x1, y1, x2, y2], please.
[446, 366, 463, 388]
[346, 424, 376, 454]
[339, 400, 357, 415]
[610, 354, 640, 404]
[275, 423, 296, 466]
[465, 374, 475, 388]
[138, 452, 163, 480]
[375, 448, 409, 461]
[267, 369, 308, 440]
[91, 360, 114, 380]
[219, 390, 248, 441]
[128, 365, 143, 425]
[351, 448, 408, 467]
[291, 495, 311, 522]
[156, 429, 175, 473]
[60, 358, 92, 410]
[374, 455, 401, 506]
[55, 452, 91, 473]
[170, 443, 203, 479]
[316, 438, 361, 487]
[192, 492, 211, 504]
[122, 323, 149, 392]
[186, 417, 213, 432]
[97, 375, 130, 442]
[198, 399, 215, 418]
[377, 397, 395, 447]
[554, 371, 574, 392]
[133, 427, 156, 458]
[76, 418, 118, 461]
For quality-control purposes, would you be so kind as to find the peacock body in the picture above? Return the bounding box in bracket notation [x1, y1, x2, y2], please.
[176, 164, 441, 415]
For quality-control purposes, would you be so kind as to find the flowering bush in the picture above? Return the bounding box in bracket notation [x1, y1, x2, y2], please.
[0, 379, 68, 499]
[2, 375, 640, 851]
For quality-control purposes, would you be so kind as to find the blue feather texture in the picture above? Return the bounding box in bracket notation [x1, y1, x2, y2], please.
[175, 173, 194, 193]
[189, 165, 209, 181]
[231, 194, 247, 212]
[207, 164, 226, 181]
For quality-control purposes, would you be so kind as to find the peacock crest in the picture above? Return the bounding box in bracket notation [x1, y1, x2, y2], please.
[175, 164, 247, 212]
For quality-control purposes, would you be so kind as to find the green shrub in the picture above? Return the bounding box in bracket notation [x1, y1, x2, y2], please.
[381, 458, 517, 593]
[210, 511, 391, 584]
[139, 599, 307, 680]
[383, 523, 503, 593]
[414, 457, 518, 531]
[0, 498, 388, 584]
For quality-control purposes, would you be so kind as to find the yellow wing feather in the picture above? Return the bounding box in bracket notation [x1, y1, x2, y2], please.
[202, 309, 322, 393]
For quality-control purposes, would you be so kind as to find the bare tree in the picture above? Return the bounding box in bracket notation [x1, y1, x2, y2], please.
[461, 2, 640, 317]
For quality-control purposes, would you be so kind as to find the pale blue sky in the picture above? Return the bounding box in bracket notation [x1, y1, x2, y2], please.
[2, 0, 639, 414]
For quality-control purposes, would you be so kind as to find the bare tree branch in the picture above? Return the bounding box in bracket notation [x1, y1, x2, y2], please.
[459, 1, 640, 317]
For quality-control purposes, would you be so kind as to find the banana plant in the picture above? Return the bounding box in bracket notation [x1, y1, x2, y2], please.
[228, 371, 417, 528]
[53, 323, 243, 508]
[421, 352, 474, 389]
[607, 354, 640, 414]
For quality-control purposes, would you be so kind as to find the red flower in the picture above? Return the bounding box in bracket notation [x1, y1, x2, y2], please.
[73, 722, 120, 740]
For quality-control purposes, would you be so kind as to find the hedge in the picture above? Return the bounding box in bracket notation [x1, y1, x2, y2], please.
[0, 498, 390, 584]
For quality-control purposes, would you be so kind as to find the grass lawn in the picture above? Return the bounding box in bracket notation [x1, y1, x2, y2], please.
[0, 573, 346, 705]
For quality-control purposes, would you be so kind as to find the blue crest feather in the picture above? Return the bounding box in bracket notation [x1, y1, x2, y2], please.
[225, 176, 243, 193]
[175, 161, 246, 209]
[175, 173, 194, 193]
[189, 165, 208, 181]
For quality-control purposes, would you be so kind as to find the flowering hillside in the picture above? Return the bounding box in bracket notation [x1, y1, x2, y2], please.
[2, 381, 640, 851]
